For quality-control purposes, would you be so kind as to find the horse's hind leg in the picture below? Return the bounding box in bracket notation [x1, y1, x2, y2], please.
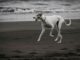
[55, 21, 63, 43]
[49, 26, 54, 37]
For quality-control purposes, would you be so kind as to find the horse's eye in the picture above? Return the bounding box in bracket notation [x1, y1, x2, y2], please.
[33, 17, 36, 19]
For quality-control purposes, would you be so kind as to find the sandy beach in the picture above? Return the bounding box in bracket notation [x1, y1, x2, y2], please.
[0, 20, 80, 60]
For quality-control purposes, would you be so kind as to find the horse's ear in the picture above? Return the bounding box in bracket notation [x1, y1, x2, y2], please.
[43, 16, 46, 20]
[37, 11, 43, 16]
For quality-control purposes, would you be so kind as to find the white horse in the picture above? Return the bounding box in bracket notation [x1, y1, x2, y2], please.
[33, 13, 71, 43]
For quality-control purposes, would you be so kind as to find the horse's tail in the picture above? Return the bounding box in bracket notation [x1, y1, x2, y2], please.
[64, 19, 71, 26]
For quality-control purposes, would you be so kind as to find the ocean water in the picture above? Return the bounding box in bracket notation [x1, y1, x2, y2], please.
[0, 1, 80, 22]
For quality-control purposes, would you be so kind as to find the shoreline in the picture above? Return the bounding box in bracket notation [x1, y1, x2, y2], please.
[0, 19, 80, 32]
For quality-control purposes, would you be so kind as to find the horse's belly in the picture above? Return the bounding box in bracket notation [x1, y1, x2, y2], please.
[44, 24, 52, 28]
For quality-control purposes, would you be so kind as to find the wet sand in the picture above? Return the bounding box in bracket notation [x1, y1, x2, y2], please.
[0, 19, 80, 60]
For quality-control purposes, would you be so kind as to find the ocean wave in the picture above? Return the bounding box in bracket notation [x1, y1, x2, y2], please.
[0, 7, 80, 14]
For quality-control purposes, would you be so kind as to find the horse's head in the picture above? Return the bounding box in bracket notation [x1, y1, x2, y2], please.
[33, 12, 43, 22]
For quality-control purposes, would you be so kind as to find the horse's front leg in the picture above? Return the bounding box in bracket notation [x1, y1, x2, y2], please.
[37, 23, 45, 42]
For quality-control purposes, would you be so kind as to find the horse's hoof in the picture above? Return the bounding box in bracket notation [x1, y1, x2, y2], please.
[50, 35, 54, 37]
[57, 41, 62, 44]
[37, 40, 40, 42]
[54, 39, 58, 41]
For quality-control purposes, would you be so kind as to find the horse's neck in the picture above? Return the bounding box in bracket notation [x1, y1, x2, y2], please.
[41, 17, 47, 24]
[41, 19, 46, 24]
[41, 15, 46, 24]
